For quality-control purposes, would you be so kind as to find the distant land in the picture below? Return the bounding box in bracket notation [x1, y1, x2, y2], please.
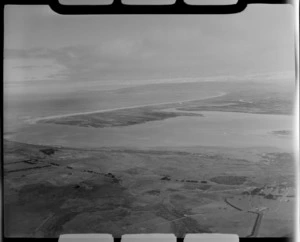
[36, 86, 294, 129]
[177, 90, 294, 115]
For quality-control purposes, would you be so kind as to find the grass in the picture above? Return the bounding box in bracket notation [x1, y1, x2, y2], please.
[39, 108, 203, 128]
[3, 140, 295, 237]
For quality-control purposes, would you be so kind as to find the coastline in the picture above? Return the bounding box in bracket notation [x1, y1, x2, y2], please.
[27, 92, 227, 124]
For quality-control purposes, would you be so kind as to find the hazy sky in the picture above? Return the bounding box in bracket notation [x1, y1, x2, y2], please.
[4, 4, 295, 84]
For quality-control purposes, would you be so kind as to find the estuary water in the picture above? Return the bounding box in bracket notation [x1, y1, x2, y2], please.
[4, 81, 294, 151]
[4, 111, 294, 151]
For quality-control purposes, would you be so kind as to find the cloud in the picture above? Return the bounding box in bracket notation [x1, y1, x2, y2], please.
[4, 37, 163, 81]
[4, 48, 49, 59]
[4, 51, 67, 82]
[4, 16, 295, 83]
[13, 64, 56, 70]
[5, 46, 97, 80]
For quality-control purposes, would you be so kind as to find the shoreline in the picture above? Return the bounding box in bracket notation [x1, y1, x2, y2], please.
[27, 92, 227, 124]
[3, 138, 289, 155]
[5, 109, 293, 152]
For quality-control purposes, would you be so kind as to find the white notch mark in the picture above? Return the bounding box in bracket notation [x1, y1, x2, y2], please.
[185, 0, 238, 5]
[58, 0, 114, 5]
[121, 0, 176, 5]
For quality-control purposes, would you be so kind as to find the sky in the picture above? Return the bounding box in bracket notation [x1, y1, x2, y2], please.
[4, 4, 296, 85]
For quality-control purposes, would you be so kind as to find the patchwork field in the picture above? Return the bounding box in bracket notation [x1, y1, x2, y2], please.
[3, 140, 295, 238]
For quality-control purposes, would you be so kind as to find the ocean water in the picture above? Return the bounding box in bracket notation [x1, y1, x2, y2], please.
[4, 81, 220, 131]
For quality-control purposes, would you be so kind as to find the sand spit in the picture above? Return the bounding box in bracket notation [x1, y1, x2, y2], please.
[27, 92, 227, 124]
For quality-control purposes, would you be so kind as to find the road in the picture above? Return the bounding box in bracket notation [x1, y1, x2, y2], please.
[247, 211, 264, 237]
[224, 197, 243, 211]
[224, 197, 264, 237]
